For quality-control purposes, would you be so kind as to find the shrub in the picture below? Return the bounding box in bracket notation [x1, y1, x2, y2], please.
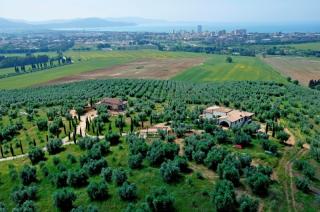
[234, 132, 252, 146]
[174, 156, 189, 173]
[166, 135, 176, 143]
[20, 165, 37, 186]
[0, 202, 6, 212]
[217, 163, 240, 186]
[87, 181, 108, 201]
[118, 182, 138, 201]
[238, 154, 252, 169]
[146, 187, 175, 212]
[238, 195, 259, 212]
[67, 154, 77, 164]
[211, 180, 236, 212]
[82, 159, 108, 176]
[276, 131, 290, 142]
[36, 119, 48, 131]
[204, 147, 228, 171]
[101, 167, 113, 182]
[193, 150, 206, 164]
[147, 140, 179, 166]
[127, 135, 148, 157]
[78, 137, 98, 150]
[246, 172, 270, 196]
[68, 169, 89, 188]
[160, 160, 180, 183]
[295, 177, 309, 192]
[87, 143, 109, 160]
[53, 189, 77, 212]
[28, 147, 46, 165]
[105, 133, 121, 145]
[13, 200, 36, 212]
[11, 185, 37, 205]
[113, 168, 127, 186]
[52, 157, 61, 166]
[49, 122, 60, 136]
[52, 171, 68, 188]
[226, 56, 233, 63]
[128, 154, 143, 169]
[47, 138, 63, 155]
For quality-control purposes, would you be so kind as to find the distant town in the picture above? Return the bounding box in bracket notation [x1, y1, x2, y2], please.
[1, 26, 320, 57]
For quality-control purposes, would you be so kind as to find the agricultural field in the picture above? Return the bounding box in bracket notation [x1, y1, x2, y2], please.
[0, 50, 288, 89]
[283, 42, 320, 51]
[262, 56, 320, 85]
[0, 50, 204, 89]
[172, 55, 286, 83]
[0, 79, 319, 211]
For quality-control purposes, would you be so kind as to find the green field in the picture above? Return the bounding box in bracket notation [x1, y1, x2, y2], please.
[0, 50, 201, 90]
[172, 55, 286, 82]
[0, 50, 287, 90]
[285, 42, 320, 51]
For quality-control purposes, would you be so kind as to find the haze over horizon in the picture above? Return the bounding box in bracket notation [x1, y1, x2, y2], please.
[1, 0, 320, 23]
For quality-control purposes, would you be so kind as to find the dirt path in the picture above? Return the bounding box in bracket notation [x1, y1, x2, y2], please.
[284, 128, 296, 146]
[286, 149, 306, 212]
[0, 135, 74, 163]
[70, 109, 97, 137]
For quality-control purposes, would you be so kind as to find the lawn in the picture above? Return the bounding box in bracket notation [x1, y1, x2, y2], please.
[172, 55, 286, 83]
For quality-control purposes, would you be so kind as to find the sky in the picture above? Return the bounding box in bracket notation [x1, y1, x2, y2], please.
[1, 0, 319, 23]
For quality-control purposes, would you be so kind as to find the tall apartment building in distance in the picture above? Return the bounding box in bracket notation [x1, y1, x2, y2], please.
[197, 25, 203, 33]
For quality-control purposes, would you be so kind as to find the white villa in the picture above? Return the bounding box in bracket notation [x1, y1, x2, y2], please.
[202, 106, 254, 128]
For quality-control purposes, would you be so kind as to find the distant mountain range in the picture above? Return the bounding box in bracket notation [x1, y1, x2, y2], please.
[0, 17, 138, 30]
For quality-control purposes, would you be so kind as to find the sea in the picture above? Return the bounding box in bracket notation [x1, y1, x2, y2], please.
[54, 22, 320, 33]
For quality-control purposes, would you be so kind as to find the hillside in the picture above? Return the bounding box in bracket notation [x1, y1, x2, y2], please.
[0, 79, 319, 211]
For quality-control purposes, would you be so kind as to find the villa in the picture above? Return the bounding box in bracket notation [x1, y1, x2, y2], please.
[202, 106, 254, 128]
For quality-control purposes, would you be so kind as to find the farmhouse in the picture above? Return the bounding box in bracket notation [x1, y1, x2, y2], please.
[202, 106, 254, 128]
[96, 98, 127, 111]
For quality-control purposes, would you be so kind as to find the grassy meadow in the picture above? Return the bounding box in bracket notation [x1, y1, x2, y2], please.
[0, 50, 288, 89]
[285, 42, 320, 51]
[172, 55, 286, 83]
[0, 50, 202, 89]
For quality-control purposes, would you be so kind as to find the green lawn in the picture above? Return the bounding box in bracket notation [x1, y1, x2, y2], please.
[172, 55, 286, 83]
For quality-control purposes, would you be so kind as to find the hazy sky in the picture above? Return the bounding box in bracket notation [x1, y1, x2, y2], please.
[1, 0, 319, 22]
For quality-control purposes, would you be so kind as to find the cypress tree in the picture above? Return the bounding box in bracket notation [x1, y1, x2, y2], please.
[0, 145, 4, 158]
[265, 122, 269, 133]
[10, 144, 14, 157]
[272, 122, 276, 137]
[63, 124, 66, 135]
[73, 132, 77, 145]
[19, 140, 24, 154]
[130, 117, 134, 133]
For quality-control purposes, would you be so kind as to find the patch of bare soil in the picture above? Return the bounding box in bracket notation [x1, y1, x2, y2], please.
[262, 56, 320, 85]
[284, 128, 296, 146]
[70, 109, 97, 137]
[43, 58, 205, 85]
